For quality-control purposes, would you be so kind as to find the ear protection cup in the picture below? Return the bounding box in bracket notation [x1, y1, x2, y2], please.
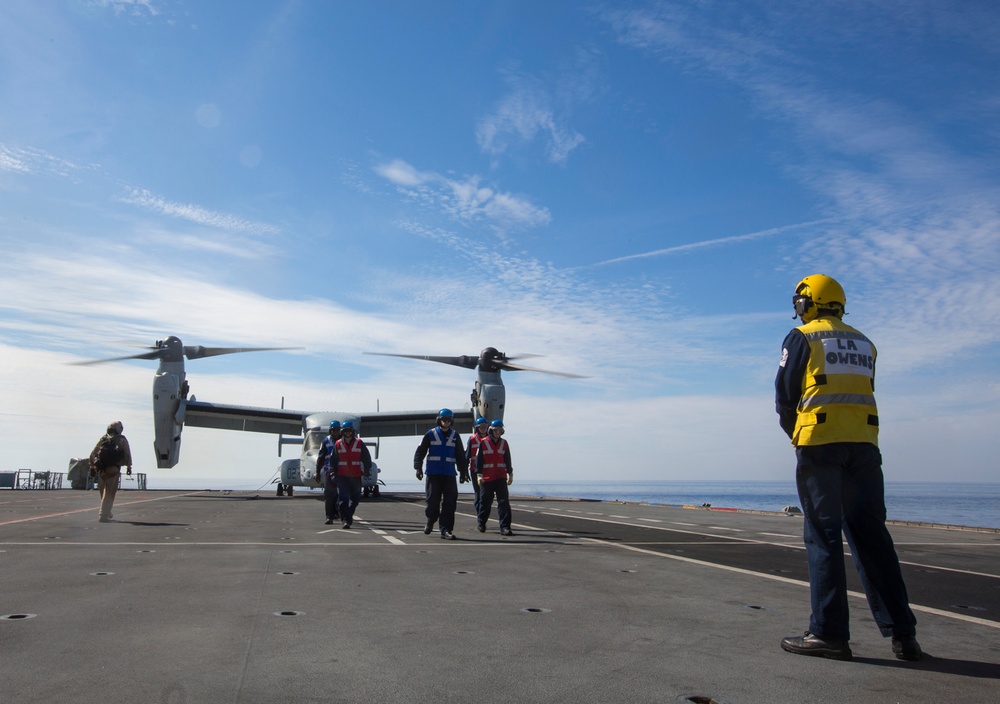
[793, 295, 813, 318]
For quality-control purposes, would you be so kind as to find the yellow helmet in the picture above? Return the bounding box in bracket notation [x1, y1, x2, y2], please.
[793, 274, 846, 320]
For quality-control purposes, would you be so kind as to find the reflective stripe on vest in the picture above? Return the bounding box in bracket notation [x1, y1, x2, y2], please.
[335, 437, 365, 477]
[425, 427, 458, 475]
[793, 318, 879, 446]
[467, 433, 484, 472]
[479, 436, 508, 482]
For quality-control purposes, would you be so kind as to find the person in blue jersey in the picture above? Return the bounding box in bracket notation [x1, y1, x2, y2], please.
[413, 408, 468, 539]
[464, 417, 489, 515]
[327, 421, 372, 529]
[475, 419, 514, 536]
[316, 421, 342, 525]
[776, 274, 921, 662]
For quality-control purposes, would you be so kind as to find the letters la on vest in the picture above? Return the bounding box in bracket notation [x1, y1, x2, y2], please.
[794, 317, 879, 447]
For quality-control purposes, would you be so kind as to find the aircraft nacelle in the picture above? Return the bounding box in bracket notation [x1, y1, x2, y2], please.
[473, 372, 506, 423]
[279, 458, 303, 487]
[152, 368, 187, 469]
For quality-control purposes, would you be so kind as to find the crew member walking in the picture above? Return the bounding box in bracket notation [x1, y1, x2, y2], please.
[775, 274, 921, 661]
[475, 419, 514, 536]
[465, 417, 488, 515]
[88, 421, 133, 523]
[316, 421, 342, 524]
[327, 421, 371, 529]
[414, 408, 467, 539]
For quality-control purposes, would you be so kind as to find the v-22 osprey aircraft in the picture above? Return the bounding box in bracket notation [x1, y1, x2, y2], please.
[74, 337, 583, 495]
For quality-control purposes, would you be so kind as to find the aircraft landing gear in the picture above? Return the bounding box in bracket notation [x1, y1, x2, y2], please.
[275, 483, 294, 496]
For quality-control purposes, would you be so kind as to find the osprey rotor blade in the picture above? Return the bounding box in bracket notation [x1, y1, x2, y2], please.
[69, 350, 166, 366]
[184, 346, 303, 360]
[363, 351, 480, 370]
[496, 360, 588, 379]
[71, 337, 303, 365]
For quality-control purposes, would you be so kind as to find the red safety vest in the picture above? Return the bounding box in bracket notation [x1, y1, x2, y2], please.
[467, 432, 486, 473]
[335, 437, 365, 477]
[478, 436, 508, 482]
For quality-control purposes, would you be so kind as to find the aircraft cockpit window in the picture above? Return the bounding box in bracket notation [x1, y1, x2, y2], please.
[303, 431, 325, 453]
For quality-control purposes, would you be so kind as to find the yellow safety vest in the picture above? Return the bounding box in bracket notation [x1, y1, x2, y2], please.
[793, 317, 879, 446]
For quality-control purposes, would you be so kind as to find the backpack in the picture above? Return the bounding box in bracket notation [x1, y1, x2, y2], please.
[95, 436, 124, 470]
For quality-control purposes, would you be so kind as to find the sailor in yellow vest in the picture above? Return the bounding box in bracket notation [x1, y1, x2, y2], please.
[775, 274, 920, 661]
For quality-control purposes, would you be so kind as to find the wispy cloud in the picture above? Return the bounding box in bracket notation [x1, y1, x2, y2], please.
[587, 219, 838, 268]
[600, 2, 1000, 369]
[476, 58, 602, 165]
[374, 159, 551, 230]
[0, 143, 90, 178]
[91, 0, 160, 17]
[119, 187, 281, 236]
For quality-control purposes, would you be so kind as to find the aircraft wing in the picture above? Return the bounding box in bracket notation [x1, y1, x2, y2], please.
[357, 409, 474, 437]
[183, 400, 307, 436]
[183, 402, 474, 438]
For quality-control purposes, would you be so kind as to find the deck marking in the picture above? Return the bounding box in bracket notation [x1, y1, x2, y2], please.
[604, 540, 1000, 629]
[355, 519, 406, 545]
[0, 492, 203, 526]
[525, 509, 1000, 630]
[898, 559, 1000, 580]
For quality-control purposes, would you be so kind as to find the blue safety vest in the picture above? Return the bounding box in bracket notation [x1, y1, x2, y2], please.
[425, 427, 459, 475]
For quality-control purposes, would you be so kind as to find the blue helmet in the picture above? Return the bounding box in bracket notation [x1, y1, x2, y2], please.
[329, 421, 341, 429]
[490, 419, 504, 428]
[437, 408, 454, 422]
[341, 421, 355, 431]
[475, 417, 488, 426]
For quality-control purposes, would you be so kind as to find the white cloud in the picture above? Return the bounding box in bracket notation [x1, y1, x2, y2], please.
[119, 187, 281, 236]
[374, 159, 551, 230]
[476, 70, 586, 165]
[91, 0, 159, 17]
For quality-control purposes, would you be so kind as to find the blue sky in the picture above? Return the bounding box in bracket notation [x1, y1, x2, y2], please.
[2, 1, 998, 489]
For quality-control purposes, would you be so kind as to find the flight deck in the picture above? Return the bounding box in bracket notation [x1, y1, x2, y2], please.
[1, 490, 998, 703]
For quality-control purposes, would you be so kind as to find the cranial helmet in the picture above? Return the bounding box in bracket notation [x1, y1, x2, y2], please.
[475, 417, 488, 426]
[438, 408, 454, 421]
[793, 274, 846, 320]
[329, 421, 341, 429]
[341, 421, 355, 431]
[490, 419, 504, 429]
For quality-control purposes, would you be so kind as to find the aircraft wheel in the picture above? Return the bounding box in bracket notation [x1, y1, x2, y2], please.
[363, 487, 370, 498]
[372, 485, 380, 497]
[276, 484, 285, 497]
[287, 486, 294, 496]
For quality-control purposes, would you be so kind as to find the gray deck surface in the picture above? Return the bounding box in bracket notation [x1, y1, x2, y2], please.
[2, 489, 998, 704]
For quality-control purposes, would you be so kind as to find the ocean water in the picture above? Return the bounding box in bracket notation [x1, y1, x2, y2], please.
[151, 477, 1000, 530]
[505, 480, 1000, 530]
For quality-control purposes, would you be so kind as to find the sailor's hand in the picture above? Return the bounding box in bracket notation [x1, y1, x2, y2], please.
[415, 469, 423, 480]
[126, 467, 132, 476]
[364, 470, 371, 479]
[459, 472, 469, 484]
[507, 474, 513, 486]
